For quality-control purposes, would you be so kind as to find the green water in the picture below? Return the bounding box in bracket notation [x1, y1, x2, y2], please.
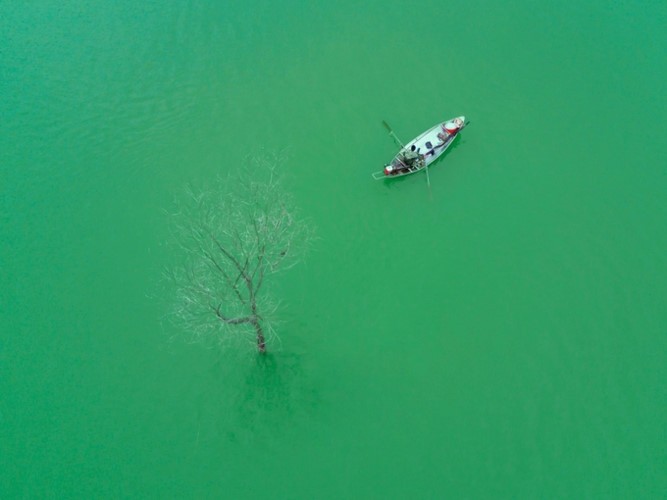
[2, 0, 666, 497]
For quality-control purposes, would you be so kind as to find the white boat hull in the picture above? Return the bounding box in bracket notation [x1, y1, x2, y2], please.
[372, 116, 466, 180]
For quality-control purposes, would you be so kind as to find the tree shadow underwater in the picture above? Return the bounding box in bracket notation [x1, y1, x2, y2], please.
[192, 347, 319, 447]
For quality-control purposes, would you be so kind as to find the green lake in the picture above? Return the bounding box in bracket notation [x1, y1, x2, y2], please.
[2, 0, 666, 497]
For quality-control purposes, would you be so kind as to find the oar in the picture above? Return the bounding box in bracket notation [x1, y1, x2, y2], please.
[382, 120, 405, 149]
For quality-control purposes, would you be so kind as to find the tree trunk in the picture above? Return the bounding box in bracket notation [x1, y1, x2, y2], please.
[253, 319, 266, 353]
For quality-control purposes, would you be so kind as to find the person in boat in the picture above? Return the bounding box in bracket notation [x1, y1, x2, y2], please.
[386, 145, 423, 175]
[401, 144, 420, 168]
[400, 144, 420, 169]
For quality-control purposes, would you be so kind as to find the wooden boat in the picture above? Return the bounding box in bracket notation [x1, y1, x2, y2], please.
[372, 116, 467, 180]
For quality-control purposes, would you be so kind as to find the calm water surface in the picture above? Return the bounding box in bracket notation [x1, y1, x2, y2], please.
[2, 0, 666, 497]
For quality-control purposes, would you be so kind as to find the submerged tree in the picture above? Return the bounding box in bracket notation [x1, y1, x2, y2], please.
[168, 156, 312, 353]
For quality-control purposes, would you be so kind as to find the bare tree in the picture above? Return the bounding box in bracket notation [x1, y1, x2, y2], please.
[168, 156, 312, 353]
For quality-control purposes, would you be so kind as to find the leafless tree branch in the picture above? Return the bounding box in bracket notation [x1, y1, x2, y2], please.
[167, 153, 315, 353]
